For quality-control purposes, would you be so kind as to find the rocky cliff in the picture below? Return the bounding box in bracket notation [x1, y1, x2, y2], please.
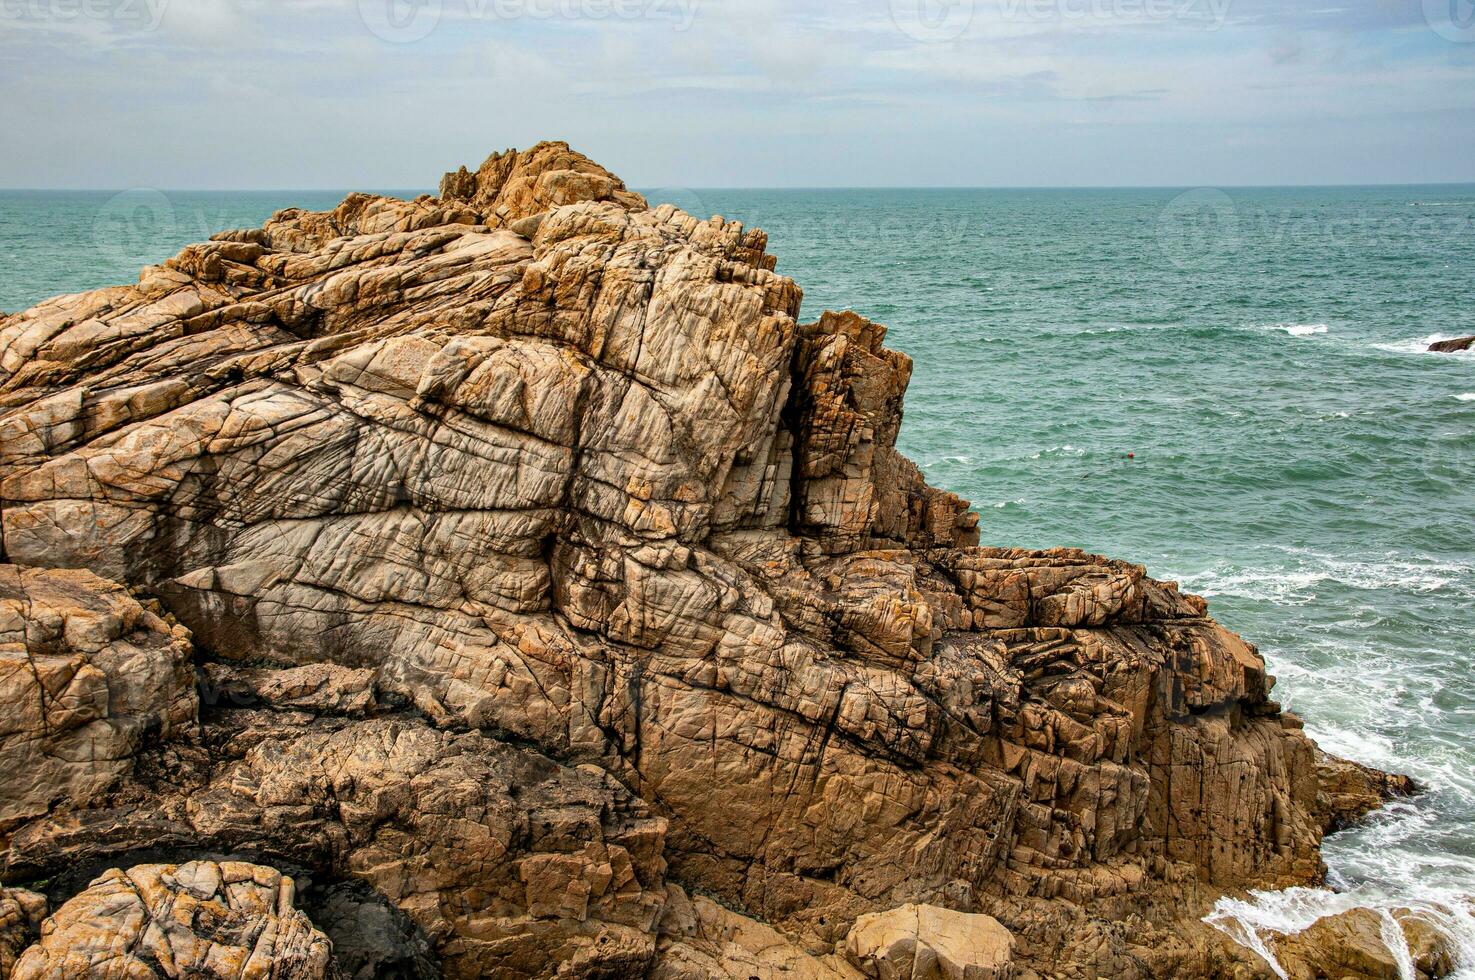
[0, 142, 1411, 979]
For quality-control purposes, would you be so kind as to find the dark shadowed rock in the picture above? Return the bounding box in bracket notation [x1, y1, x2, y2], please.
[1428, 335, 1475, 352]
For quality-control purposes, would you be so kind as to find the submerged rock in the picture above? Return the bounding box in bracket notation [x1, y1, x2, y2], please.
[0, 140, 1409, 978]
[1428, 336, 1475, 352]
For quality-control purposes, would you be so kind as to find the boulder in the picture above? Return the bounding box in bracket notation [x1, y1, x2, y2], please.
[5, 714, 671, 980]
[844, 904, 1014, 980]
[1428, 336, 1475, 352]
[10, 861, 331, 979]
[1269, 906, 1456, 980]
[652, 885, 861, 979]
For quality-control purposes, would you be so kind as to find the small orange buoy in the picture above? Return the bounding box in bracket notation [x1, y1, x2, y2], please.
[1126, 453, 1135, 459]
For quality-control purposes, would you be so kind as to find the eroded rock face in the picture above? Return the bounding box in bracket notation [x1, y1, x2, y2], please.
[10, 861, 331, 979]
[1315, 751, 1418, 833]
[0, 565, 196, 839]
[844, 903, 1014, 979]
[6, 713, 670, 979]
[0, 140, 1368, 977]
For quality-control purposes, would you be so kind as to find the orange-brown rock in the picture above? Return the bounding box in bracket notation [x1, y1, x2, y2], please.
[1268, 906, 1455, 980]
[0, 566, 196, 841]
[10, 861, 331, 979]
[1315, 751, 1418, 832]
[0, 140, 1398, 978]
[0, 888, 45, 976]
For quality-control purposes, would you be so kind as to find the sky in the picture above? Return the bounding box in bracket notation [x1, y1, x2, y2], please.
[1, 0, 1473, 188]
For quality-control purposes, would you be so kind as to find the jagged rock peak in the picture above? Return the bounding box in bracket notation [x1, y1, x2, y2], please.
[439, 139, 648, 222]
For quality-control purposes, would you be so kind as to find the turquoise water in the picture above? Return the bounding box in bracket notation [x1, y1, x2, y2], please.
[4, 185, 1475, 972]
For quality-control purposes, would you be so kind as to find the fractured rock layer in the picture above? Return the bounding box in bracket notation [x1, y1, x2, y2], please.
[0, 141, 1380, 978]
[10, 861, 330, 979]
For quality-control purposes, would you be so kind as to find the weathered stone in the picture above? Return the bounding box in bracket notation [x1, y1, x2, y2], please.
[1269, 906, 1456, 980]
[1315, 751, 1418, 832]
[6, 715, 670, 980]
[0, 566, 196, 840]
[199, 661, 377, 716]
[844, 903, 1014, 979]
[652, 885, 861, 979]
[10, 861, 331, 979]
[0, 887, 46, 976]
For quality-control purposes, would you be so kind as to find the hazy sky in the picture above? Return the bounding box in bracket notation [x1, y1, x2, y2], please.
[2, 0, 1473, 188]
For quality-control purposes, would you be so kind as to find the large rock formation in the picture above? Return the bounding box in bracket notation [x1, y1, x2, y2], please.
[0, 141, 1397, 978]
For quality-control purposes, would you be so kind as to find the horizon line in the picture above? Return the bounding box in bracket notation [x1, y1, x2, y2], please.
[3, 180, 1475, 194]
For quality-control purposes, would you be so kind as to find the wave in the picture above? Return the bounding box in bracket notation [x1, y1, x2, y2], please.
[1176, 551, 1473, 602]
[1027, 444, 1087, 460]
[1258, 322, 1330, 337]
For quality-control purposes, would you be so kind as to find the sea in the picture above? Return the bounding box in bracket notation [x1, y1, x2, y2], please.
[3, 184, 1473, 978]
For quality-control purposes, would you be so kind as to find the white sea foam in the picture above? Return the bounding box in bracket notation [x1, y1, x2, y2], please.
[1456, 393, 1475, 402]
[1027, 444, 1086, 460]
[1206, 887, 1475, 980]
[1190, 541, 1475, 977]
[1256, 322, 1329, 337]
[1177, 550, 1473, 602]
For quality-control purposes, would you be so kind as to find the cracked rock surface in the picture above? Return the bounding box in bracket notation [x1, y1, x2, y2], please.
[0, 140, 1402, 978]
[10, 861, 331, 979]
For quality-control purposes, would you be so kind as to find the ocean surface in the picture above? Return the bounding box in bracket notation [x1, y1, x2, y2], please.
[3, 184, 1474, 976]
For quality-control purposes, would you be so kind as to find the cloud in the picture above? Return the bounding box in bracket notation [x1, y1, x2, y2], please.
[0, 0, 1470, 186]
